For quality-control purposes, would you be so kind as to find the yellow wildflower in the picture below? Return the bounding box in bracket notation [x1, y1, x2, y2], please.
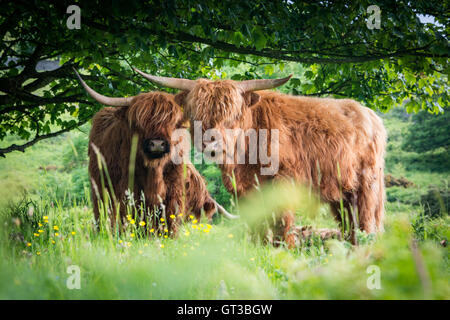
[206, 224, 212, 229]
[144, 243, 148, 247]
[184, 231, 190, 236]
[164, 235, 168, 239]
[51, 240, 56, 244]
[53, 225, 59, 231]
[38, 229, 44, 233]
[36, 251, 41, 256]
[130, 219, 135, 225]
[126, 214, 132, 221]
[170, 214, 175, 219]
[33, 233, 39, 237]
[164, 228, 168, 233]
[127, 242, 132, 247]
[160, 218, 165, 222]
[26, 242, 31, 247]
[160, 244, 164, 248]
[55, 232, 59, 237]
[139, 221, 146, 227]
[192, 219, 198, 224]
[43, 216, 49, 220]
[71, 231, 76, 235]
[189, 215, 194, 219]
[150, 228, 154, 233]
[228, 234, 234, 238]
[38, 223, 43, 227]
[119, 240, 123, 244]
[130, 233, 135, 238]
[203, 229, 210, 233]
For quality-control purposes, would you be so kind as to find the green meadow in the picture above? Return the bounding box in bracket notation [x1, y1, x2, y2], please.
[0, 108, 448, 299]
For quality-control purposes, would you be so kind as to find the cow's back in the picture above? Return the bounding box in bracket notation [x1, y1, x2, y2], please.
[251, 91, 386, 201]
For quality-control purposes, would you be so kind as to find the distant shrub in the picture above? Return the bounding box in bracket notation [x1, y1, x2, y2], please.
[196, 163, 232, 210]
[60, 127, 90, 203]
[386, 187, 422, 205]
[62, 129, 89, 170]
[403, 110, 450, 154]
[421, 185, 449, 218]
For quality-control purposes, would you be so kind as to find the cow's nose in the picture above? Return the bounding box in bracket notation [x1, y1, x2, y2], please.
[150, 140, 166, 152]
[143, 138, 170, 157]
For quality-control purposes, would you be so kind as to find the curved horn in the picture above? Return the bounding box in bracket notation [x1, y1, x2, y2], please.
[133, 67, 195, 91]
[239, 75, 293, 92]
[212, 199, 239, 220]
[73, 68, 134, 106]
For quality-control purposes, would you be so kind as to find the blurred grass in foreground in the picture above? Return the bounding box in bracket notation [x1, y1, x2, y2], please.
[0, 181, 448, 299]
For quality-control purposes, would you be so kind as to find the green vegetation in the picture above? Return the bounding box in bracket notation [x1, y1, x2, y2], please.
[0, 108, 448, 299]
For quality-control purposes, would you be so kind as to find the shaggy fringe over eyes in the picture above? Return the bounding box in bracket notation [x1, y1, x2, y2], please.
[185, 79, 244, 127]
[127, 92, 183, 135]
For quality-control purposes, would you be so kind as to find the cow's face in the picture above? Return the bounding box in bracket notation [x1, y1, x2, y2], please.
[73, 71, 189, 166]
[133, 69, 291, 163]
[175, 80, 260, 158]
[118, 92, 186, 166]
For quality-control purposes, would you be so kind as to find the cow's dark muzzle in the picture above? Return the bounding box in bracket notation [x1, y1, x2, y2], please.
[143, 138, 170, 159]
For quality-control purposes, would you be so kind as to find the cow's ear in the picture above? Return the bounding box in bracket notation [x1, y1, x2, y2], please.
[242, 91, 260, 108]
[114, 106, 128, 122]
[174, 91, 189, 108]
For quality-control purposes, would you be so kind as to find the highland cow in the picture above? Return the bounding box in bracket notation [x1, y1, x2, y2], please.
[135, 69, 387, 246]
[74, 70, 233, 236]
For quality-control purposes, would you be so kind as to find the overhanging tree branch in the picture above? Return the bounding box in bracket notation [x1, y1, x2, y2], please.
[0, 118, 90, 158]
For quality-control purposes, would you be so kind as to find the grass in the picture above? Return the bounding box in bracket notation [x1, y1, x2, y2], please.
[0, 109, 448, 299]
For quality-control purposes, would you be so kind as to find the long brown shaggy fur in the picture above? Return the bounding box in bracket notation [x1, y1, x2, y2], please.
[89, 91, 215, 236]
[176, 83, 387, 246]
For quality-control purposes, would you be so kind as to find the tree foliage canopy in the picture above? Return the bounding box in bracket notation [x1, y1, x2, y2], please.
[0, 0, 448, 156]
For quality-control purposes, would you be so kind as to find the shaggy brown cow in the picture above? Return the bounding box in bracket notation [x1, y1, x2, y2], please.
[74, 71, 230, 236]
[135, 69, 387, 246]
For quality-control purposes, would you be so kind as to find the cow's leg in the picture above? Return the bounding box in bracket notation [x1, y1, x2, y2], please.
[165, 187, 183, 237]
[346, 193, 358, 245]
[282, 211, 297, 248]
[374, 167, 385, 232]
[330, 195, 358, 245]
[91, 190, 100, 231]
[272, 211, 296, 249]
[357, 172, 378, 234]
[202, 197, 216, 221]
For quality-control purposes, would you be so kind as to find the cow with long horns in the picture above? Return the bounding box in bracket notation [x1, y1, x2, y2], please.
[135, 69, 387, 246]
[74, 70, 236, 237]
